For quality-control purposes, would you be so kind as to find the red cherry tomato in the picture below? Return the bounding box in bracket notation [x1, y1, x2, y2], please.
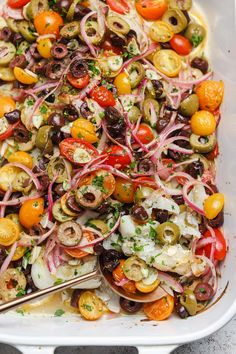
[7, 0, 30, 8]
[134, 177, 156, 190]
[90, 86, 116, 108]
[196, 229, 227, 261]
[170, 35, 192, 56]
[205, 143, 219, 161]
[136, 124, 155, 144]
[105, 145, 131, 169]
[105, 0, 130, 14]
[59, 138, 99, 165]
[0, 121, 20, 141]
[157, 158, 175, 180]
[67, 73, 90, 89]
[101, 40, 123, 55]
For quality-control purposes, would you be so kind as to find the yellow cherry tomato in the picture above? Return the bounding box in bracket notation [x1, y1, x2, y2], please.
[0, 96, 15, 118]
[153, 49, 182, 77]
[113, 177, 135, 204]
[78, 291, 104, 321]
[13, 67, 38, 85]
[37, 38, 53, 59]
[135, 279, 160, 293]
[19, 197, 44, 229]
[71, 118, 98, 144]
[149, 21, 174, 43]
[8, 151, 33, 169]
[191, 110, 216, 136]
[0, 165, 21, 191]
[11, 245, 27, 261]
[6, 213, 22, 231]
[204, 193, 224, 220]
[114, 72, 132, 95]
[0, 218, 20, 246]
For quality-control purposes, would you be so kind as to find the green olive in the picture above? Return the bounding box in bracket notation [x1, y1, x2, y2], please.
[12, 171, 32, 193]
[123, 256, 148, 282]
[47, 157, 72, 184]
[0, 67, 15, 81]
[66, 0, 80, 21]
[127, 37, 140, 56]
[52, 200, 73, 223]
[179, 94, 199, 117]
[156, 222, 180, 245]
[35, 125, 52, 151]
[162, 9, 188, 33]
[18, 20, 36, 42]
[107, 15, 130, 35]
[79, 20, 102, 45]
[185, 23, 206, 47]
[6, 18, 19, 33]
[126, 62, 145, 89]
[180, 289, 198, 316]
[135, 187, 154, 203]
[76, 185, 103, 209]
[0, 41, 16, 66]
[60, 21, 80, 39]
[88, 219, 109, 234]
[128, 106, 142, 123]
[143, 98, 160, 127]
[169, 0, 192, 10]
[190, 134, 216, 153]
[26, 0, 49, 20]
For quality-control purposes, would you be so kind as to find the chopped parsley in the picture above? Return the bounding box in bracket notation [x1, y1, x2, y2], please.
[149, 227, 157, 240]
[16, 288, 26, 297]
[54, 278, 63, 286]
[39, 105, 48, 114]
[191, 34, 203, 48]
[22, 250, 31, 270]
[54, 309, 65, 317]
[88, 61, 100, 77]
[26, 99, 34, 107]
[92, 175, 108, 194]
[82, 304, 93, 312]
[16, 309, 25, 316]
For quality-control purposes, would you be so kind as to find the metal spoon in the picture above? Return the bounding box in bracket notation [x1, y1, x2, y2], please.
[0, 257, 165, 313]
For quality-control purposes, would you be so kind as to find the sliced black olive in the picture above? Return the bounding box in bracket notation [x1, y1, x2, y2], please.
[29, 224, 44, 236]
[66, 195, 83, 214]
[172, 194, 184, 205]
[12, 33, 24, 46]
[4, 109, 21, 123]
[51, 130, 64, 144]
[9, 54, 27, 69]
[63, 104, 79, 122]
[69, 59, 88, 78]
[152, 79, 164, 99]
[194, 283, 214, 301]
[175, 302, 189, 319]
[48, 113, 65, 127]
[80, 102, 92, 118]
[185, 160, 204, 179]
[46, 61, 65, 80]
[156, 115, 171, 133]
[101, 249, 123, 272]
[206, 210, 224, 228]
[110, 32, 126, 48]
[13, 124, 30, 143]
[105, 106, 123, 124]
[73, 3, 91, 19]
[54, 183, 66, 197]
[70, 289, 82, 308]
[96, 201, 114, 215]
[58, 221, 82, 247]
[152, 208, 169, 223]
[138, 158, 154, 173]
[38, 175, 50, 191]
[51, 43, 68, 59]
[131, 205, 148, 223]
[0, 27, 13, 42]
[191, 57, 209, 74]
[120, 298, 142, 314]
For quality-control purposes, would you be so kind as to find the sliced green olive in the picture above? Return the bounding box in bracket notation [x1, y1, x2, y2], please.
[0, 41, 16, 66]
[127, 37, 140, 56]
[0, 67, 15, 81]
[60, 21, 80, 39]
[6, 18, 19, 33]
[162, 9, 188, 33]
[17, 41, 30, 55]
[47, 157, 72, 184]
[35, 125, 52, 151]
[126, 62, 145, 89]
[76, 185, 103, 209]
[52, 200, 73, 223]
[179, 94, 199, 117]
[135, 187, 154, 203]
[157, 221, 180, 245]
[12, 171, 32, 193]
[180, 289, 198, 316]
[18, 131, 36, 152]
[107, 15, 130, 35]
[26, 0, 49, 20]
[128, 106, 142, 123]
[169, 0, 192, 11]
[123, 256, 148, 282]
[143, 98, 160, 127]
[79, 20, 102, 45]
[88, 219, 109, 234]
[185, 22, 206, 47]
[190, 134, 216, 153]
[66, 0, 80, 21]
[18, 20, 36, 42]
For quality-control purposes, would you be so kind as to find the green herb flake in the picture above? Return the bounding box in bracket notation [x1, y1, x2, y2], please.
[54, 278, 63, 286]
[16, 309, 25, 316]
[191, 34, 203, 48]
[54, 309, 65, 317]
[82, 304, 93, 312]
[16, 288, 26, 297]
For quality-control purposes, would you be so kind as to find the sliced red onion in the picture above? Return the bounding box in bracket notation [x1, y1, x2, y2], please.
[80, 11, 98, 57]
[0, 188, 12, 218]
[0, 192, 43, 206]
[160, 284, 174, 297]
[0, 47, 10, 59]
[115, 278, 129, 287]
[196, 237, 215, 250]
[37, 223, 57, 245]
[4, 5, 24, 19]
[168, 143, 193, 155]
[7, 162, 41, 190]
[0, 242, 17, 275]
[183, 180, 214, 215]
[196, 255, 217, 294]
[97, 130, 108, 152]
[27, 82, 58, 94]
[205, 224, 217, 261]
[47, 174, 59, 222]
[158, 270, 183, 293]
[46, 253, 57, 274]
[53, 244, 62, 269]
[166, 171, 194, 183]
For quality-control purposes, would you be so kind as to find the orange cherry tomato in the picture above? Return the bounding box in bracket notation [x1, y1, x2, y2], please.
[170, 34, 192, 56]
[8, 151, 33, 169]
[135, 0, 168, 21]
[64, 230, 95, 259]
[0, 96, 15, 117]
[78, 169, 116, 199]
[114, 72, 132, 95]
[113, 177, 135, 203]
[34, 11, 64, 38]
[112, 259, 136, 294]
[196, 81, 224, 112]
[136, 124, 155, 144]
[19, 198, 44, 229]
[143, 294, 174, 321]
[67, 73, 90, 89]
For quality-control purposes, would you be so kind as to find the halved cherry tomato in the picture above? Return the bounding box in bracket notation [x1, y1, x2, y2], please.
[143, 294, 174, 321]
[204, 193, 224, 220]
[60, 138, 99, 165]
[105, 0, 130, 14]
[7, 0, 30, 8]
[67, 73, 90, 89]
[34, 11, 64, 38]
[114, 72, 132, 95]
[0, 218, 19, 246]
[64, 230, 95, 259]
[135, 0, 168, 21]
[105, 145, 131, 168]
[19, 198, 44, 229]
[101, 40, 122, 55]
[196, 229, 227, 261]
[78, 169, 116, 199]
[113, 177, 135, 204]
[14, 67, 38, 85]
[112, 259, 136, 294]
[170, 34, 192, 56]
[71, 118, 98, 144]
[37, 38, 53, 59]
[0, 121, 20, 141]
[136, 124, 155, 144]
[8, 151, 33, 169]
[134, 177, 156, 190]
[0, 96, 15, 117]
[90, 86, 116, 107]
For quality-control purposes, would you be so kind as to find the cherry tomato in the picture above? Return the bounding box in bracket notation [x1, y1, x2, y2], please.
[90, 86, 116, 107]
[67, 73, 90, 89]
[8, 151, 33, 169]
[7, 0, 30, 8]
[113, 177, 135, 203]
[60, 138, 99, 165]
[0, 218, 19, 246]
[196, 229, 227, 261]
[64, 230, 95, 259]
[204, 193, 224, 220]
[191, 110, 216, 136]
[0, 96, 15, 117]
[157, 158, 175, 180]
[14, 67, 38, 85]
[19, 198, 44, 229]
[135, 0, 168, 21]
[153, 49, 182, 78]
[105, 0, 130, 14]
[71, 118, 98, 144]
[136, 124, 155, 144]
[101, 40, 122, 55]
[170, 34, 192, 56]
[34, 11, 64, 38]
[37, 38, 53, 59]
[0, 121, 20, 141]
[196, 81, 224, 112]
[205, 143, 219, 160]
[135, 279, 160, 293]
[114, 72, 132, 95]
[143, 294, 174, 321]
[105, 145, 131, 169]
[78, 169, 116, 199]
[79, 291, 104, 320]
[112, 259, 136, 294]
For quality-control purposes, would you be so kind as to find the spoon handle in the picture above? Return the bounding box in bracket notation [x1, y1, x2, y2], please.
[0, 268, 99, 313]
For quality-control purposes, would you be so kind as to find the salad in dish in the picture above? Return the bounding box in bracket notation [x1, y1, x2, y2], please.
[0, 0, 226, 321]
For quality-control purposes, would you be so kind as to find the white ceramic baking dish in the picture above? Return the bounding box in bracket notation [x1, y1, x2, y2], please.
[0, 0, 236, 353]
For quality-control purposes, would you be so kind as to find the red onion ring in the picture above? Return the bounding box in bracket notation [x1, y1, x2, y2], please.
[0, 242, 18, 275]
[0, 188, 12, 218]
[157, 270, 183, 293]
[7, 162, 42, 190]
[182, 180, 214, 215]
[0, 193, 43, 206]
[80, 11, 98, 57]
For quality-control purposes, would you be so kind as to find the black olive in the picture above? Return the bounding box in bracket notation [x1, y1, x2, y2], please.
[4, 109, 21, 123]
[199, 219, 207, 235]
[73, 3, 91, 19]
[46, 61, 65, 80]
[108, 121, 125, 138]
[172, 194, 184, 205]
[152, 80, 164, 99]
[5, 205, 20, 214]
[160, 42, 172, 50]
[190, 57, 209, 75]
[120, 298, 142, 314]
[185, 160, 204, 179]
[38, 175, 50, 191]
[29, 224, 44, 236]
[70, 289, 82, 308]
[32, 157, 48, 173]
[182, 10, 191, 23]
[101, 249, 123, 272]
[110, 32, 126, 48]
[53, 0, 72, 12]
[176, 113, 190, 125]
[0, 27, 13, 41]
[69, 59, 88, 78]
[152, 208, 169, 223]
[93, 242, 104, 256]
[9, 55, 27, 69]
[54, 183, 65, 197]
[0, 248, 7, 264]
[156, 115, 170, 133]
[12, 33, 23, 45]
[13, 124, 30, 143]
[51, 43, 68, 59]
[66, 195, 83, 214]
[175, 302, 189, 319]
[46, 93, 56, 103]
[51, 130, 64, 144]
[206, 210, 224, 228]
[194, 283, 214, 301]
[29, 45, 41, 59]
[80, 102, 92, 118]
[31, 60, 48, 76]
[131, 205, 148, 223]
[48, 113, 65, 127]
[96, 201, 114, 215]
[105, 106, 123, 124]
[205, 182, 218, 196]
[63, 104, 79, 122]
[127, 30, 137, 40]
[137, 159, 153, 173]
[170, 16, 178, 26]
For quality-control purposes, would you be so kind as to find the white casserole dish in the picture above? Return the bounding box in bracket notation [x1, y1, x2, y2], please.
[1, 0, 236, 353]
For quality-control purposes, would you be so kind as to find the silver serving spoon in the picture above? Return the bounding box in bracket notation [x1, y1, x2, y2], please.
[0, 257, 164, 313]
